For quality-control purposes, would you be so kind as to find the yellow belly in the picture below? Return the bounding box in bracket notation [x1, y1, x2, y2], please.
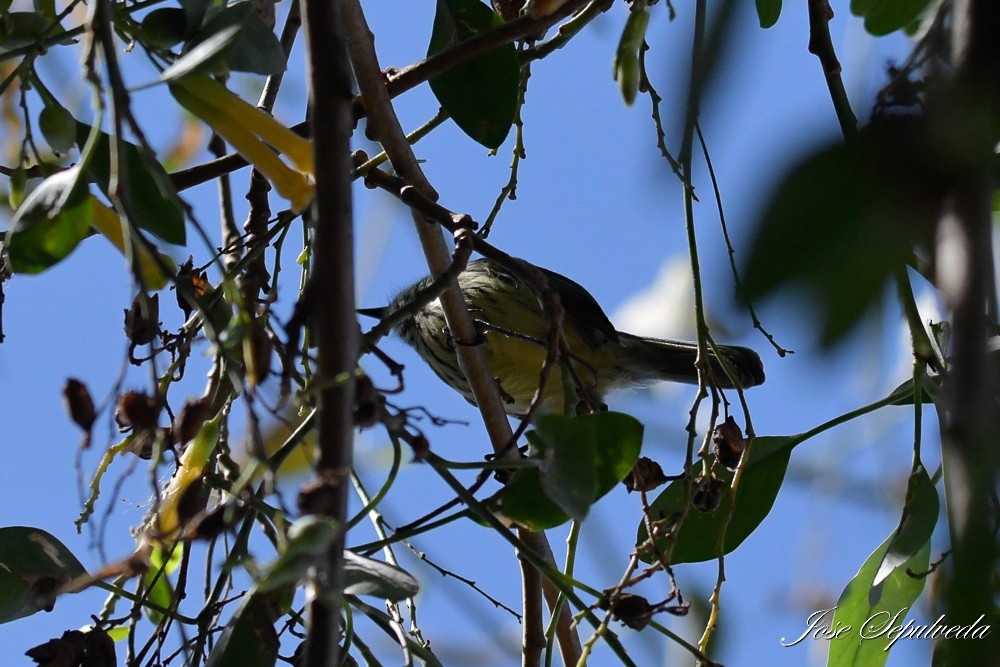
[479, 323, 604, 416]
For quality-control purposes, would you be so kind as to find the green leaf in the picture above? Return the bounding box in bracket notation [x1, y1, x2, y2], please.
[143, 543, 184, 622]
[8, 165, 26, 208]
[75, 122, 187, 245]
[756, 0, 782, 28]
[179, 0, 214, 37]
[343, 551, 420, 601]
[850, 0, 932, 36]
[872, 464, 938, 589]
[143, 567, 174, 623]
[531, 423, 593, 522]
[150, 540, 184, 576]
[256, 516, 340, 591]
[828, 536, 930, 666]
[38, 102, 76, 153]
[4, 166, 92, 274]
[428, 0, 519, 149]
[0, 526, 87, 623]
[0, 12, 51, 51]
[162, 24, 242, 81]
[492, 467, 568, 530]
[638, 436, 793, 564]
[205, 591, 280, 667]
[496, 412, 643, 530]
[184, 3, 286, 77]
[218, 4, 285, 76]
[887, 376, 939, 406]
[258, 521, 417, 602]
[139, 8, 188, 50]
[286, 516, 340, 557]
[34, 0, 56, 20]
[742, 118, 940, 345]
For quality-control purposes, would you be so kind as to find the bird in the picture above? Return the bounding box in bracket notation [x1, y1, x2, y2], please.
[360, 257, 764, 417]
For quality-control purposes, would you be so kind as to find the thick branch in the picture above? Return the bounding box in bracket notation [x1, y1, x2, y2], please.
[936, 1, 1000, 663]
[298, 0, 357, 665]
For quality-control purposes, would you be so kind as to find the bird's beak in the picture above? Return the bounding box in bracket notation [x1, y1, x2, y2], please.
[357, 306, 387, 319]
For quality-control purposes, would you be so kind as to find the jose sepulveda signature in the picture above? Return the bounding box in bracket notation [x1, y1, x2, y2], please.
[781, 607, 991, 651]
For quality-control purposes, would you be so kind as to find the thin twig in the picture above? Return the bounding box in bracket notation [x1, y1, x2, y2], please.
[523, 0, 611, 61]
[481, 57, 531, 238]
[638, 40, 681, 176]
[695, 123, 790, 357]
[383, 0, 595, 104]
[258, 2, 303, 114]
[672, 0, 742, 654]
[806, 0, 858, 137]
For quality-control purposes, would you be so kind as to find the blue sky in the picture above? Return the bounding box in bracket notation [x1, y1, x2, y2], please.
[0, 1, 942, 664]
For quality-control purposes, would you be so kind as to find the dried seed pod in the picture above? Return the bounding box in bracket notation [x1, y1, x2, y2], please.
[692, 474, 725, 513]
[26, 627, 117, 667]
[82, 627, 117, 667]
[176, 477, 210, 530]
[174, 396, 212, 445]
[63, 378, 96, 433]
[115, 391, 159, 432]
[713, 415, 746, 470]
[175, 257, 208, 319]
[26, 630, 83, 665]
[623, 457, 668, 493]
[124, 293, 159, 346]
[188, 502, 248, 541]
[600, 592, 654, 631]
[409, 433, 430, 462]
[353, 375, 379, 429]
[29, 576, 60, 613]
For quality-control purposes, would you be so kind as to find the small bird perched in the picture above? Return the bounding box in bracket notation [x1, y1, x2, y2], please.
[361, 258, 765, 417]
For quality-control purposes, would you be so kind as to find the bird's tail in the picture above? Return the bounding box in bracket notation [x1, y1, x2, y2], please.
[616, 332, 765, 389]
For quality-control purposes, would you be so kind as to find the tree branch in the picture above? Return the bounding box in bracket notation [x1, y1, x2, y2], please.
[297, 0, 358, 665]
[935, 2, 1000, 662]
[343, 3, 581, 664]
[382, 0, 594, 102]
[806, 0, 858, 138]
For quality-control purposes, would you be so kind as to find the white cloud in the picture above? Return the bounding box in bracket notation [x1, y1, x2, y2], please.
[612, 256, 695, 339]
[610, 257, 698, 401]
